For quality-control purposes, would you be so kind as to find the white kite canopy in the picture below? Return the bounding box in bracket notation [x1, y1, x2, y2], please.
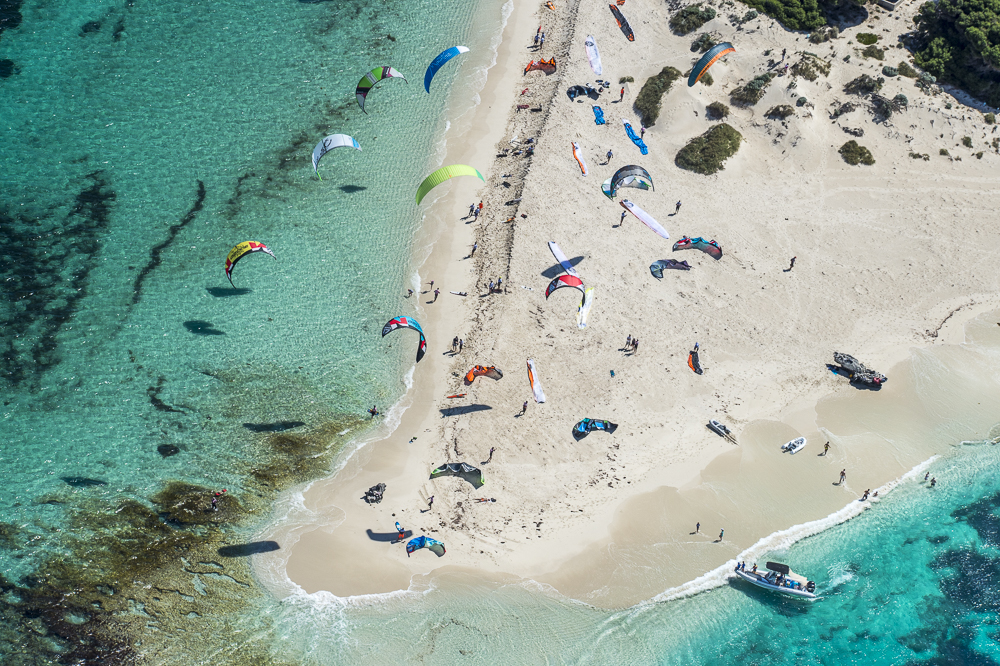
[312, 134, 361, 179]
[585, 35, 602, 75]
[547, 241, 579, 277]
[620, 199, 669, 239]
[527, 359, 546, 403]
[577, 287, 594, 329]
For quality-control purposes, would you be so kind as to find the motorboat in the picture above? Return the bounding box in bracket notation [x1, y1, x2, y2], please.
[734, 561, 816, 599]
[781, 437, 806, 454]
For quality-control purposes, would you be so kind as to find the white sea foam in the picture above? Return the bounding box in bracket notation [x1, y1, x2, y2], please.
[647, 455, 940, 604]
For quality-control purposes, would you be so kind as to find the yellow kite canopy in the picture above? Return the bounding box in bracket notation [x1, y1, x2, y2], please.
[415, 165, 484, 204]
[225, 241, 276, 286]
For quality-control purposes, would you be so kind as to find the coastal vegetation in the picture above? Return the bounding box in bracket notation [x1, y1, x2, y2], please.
[669, 4, 716, 35]
[675, 124, 743, 174]
[898, 61, 919, 78]
[791, 53, 831, 81]
[839, 140, 875, 165]
[635, 66, 682, 126]
[766, 104, 795, 119]
[912, 0, 1000, 106]
[691, 32, 717, 53]
[737, 0, 825, 30]
[862, 45, 885, 61]
[706, 101, 730, 119]
[845, 74, 883, 96]
[856, 33, 879, 46]
[731, 72, 775, 105]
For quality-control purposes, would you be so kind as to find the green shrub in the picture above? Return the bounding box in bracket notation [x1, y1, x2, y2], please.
[909, 152, 930, 160]
[691, 33, 717, 53]
[945, 102, 953, 109]
[670, 4, 717, 35]
[839, 140, 875, 165]
[796, 96, 808, 106]
[857, 33, 879, 45]
[791, 53, 831, 81]
[993, 138, 999, 150]
[634, 66, 682, 126]
[699, 71, 714, 86]
[742, 9, 759, 22]
[893, 94, 909, 107]
[706, 101, 730, 119]
[940, 148, 950, 156]
[766, 104, 795, 119]
[962, 136, 973, 148]
[882, 66, 898, 77]
[845, 74, 883, 95]
[619, 76, 634, 83]
[985, 112, 995, 124]
[675, 124, 743, 175]
[862, 45, 885, 60]
[738, 0, 824, 30]
[897, 61, 919, 78]
[830, 101, 857, 119]
[731, 72, 775, 106]
[976, 151, 984, 159]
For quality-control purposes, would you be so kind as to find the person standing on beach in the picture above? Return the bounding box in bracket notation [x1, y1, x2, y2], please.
[781, 48, 787, 61]
[540, 32, 545, 47]
[459, 339, 464, 352]
[497, 276, 503, 292]
[718, 528, 724, 542]
[823, 442, 830, 455]
[619, 86, 625, 102]
[533, 33, 539, 48]
[469, 203, 476, 217]
[640, 125, 645, 139]
[839, 469, 847, 484]
[433, 288, 440, 302]
[625, 334, 632, 349]
[619, 210, 627, 226]
[452, 336, 459, 352]
[427, 496, 434, 509]
[521, 400, 528, 415]
[470, 242, 477, 258]
[632, 338, 639, 354]
[696, 522, 700, 534]
[487, 446, 495, 463]
[606, 148, 613, 164]
[675, 200, 682, 214]
[787, 256, 797, 271]
[488, 280, 495, 293]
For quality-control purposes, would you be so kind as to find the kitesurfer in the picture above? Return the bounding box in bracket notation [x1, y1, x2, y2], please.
[407, 289, 413, 298]
[839, 469, 847, 484]
[368, 405, 379, 418]
[396, 522, 406, 541]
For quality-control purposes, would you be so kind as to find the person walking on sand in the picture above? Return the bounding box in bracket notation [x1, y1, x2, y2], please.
[718, 528, 724, 542]
[619, 86, 625, 102]
[487, 446, 496, 463]
[452, 336, 459, 352]
[696, 522, 700, 534]
[433, 288, 440, 302]
[470, 242, 477, 258]
[469, 203, 476, 217]
[427, 495, 434, 509]
[824, 441, 830, 456]
[781, 48, 787, 61]
[606, 148, 613, 164]
[839, 469, 847, 484]
[640, 125, 646, 139]
[521, 400, 528, 415]
[459, 339, 464, 352]
[620, 210, 627, 226]
[675, 200, 682, 214]
[787, 256, 797, 271]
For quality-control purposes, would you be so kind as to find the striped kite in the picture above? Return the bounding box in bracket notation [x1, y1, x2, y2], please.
[225, 242, 276, 286]
[356, 66, 407, 113]
[689, 42, 735, 87]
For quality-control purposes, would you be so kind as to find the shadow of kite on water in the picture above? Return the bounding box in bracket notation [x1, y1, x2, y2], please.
[206, 287, 251, 297]
[440, 404, 492, 417]
[540, 256, 585, 278]
[217, 541, 281, 557]
[184, 320, 225, 335]
[61, 476, 107, 488]
[243, 421, 306, 433]
[339, 185, 367, 193]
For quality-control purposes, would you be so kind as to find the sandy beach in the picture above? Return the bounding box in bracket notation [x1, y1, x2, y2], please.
[267, 0, 1000, 608]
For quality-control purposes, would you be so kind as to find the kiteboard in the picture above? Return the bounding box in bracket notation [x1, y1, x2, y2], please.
[577, 287, 594, 329]
[547, 241, 579, 277]
[527, 359, 546, 403]
[571, 142, 588, 176]
[585, 35, 602, 75]
[446, 394, 467, 399]
[781, 437, 807, 454]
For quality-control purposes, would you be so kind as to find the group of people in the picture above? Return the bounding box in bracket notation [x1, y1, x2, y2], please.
[451, 336, 465, 352]
[860, 488, 879, 501]
[468, 201, 483, 219]
[623, 334, 640, 353]
[487, 276, 504, 293]
[924, 472, 938, 487]
[533, 26, 546, 49]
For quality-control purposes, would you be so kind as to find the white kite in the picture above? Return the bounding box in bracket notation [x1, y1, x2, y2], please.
[547, 241, 579, 277]
[620, 199, 669, 239]
[312, 134, 361, 179]
[572, 142, 588, 176]
[526, 359, 546, 403]
[577, 288, 594, 329]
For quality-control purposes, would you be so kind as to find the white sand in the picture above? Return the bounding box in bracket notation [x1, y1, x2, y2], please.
[272, 0, 1000, 608]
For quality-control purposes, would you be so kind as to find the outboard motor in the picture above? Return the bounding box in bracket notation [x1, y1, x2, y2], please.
[806, 581, 816, 593]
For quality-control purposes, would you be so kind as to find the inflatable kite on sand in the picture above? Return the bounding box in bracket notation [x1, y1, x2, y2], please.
[650, 259, 691, 278]
[527, 359, 546, 403]
[225, 241, 276, 286]
[689, 42, 735, 87]
[311, 134, 361, 179]
[609, 4, 635, 41]
[356, 66, 407, 113]
[573, 418, 618, 438]
[576, 287, 594, 329]
[673, 236, 722, 259]
[464, 365, 503, 385]
[406, 535, 446, 557]
[545, 274, 585, 298]
[547, 241, 579, 277]
[416, 165, 484, 204]
[572, 142, 588, 176]
[623, 120, 648, 155]
[602, 165, 653, 198]
[430, 462, 484, 487]
[620, 200, 669, 239]
[525, 58, 557, 74]
[585, 35, 602, 75]
[425, 47, 469, 93]
[688, 349, 704, 374]
[382, 316, 427, 362]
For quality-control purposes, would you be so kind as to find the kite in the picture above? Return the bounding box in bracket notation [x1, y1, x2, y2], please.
[547, 241, 579, 277]
[620, 200, 669, 239]
[381, 316, 427, 362]
[525, 58, 557, 74]
[688, 349, 703, 374]
[623, 120, 648, 155]
[406, 535, 446, 556]
[650, 259, 691, 278]
[416, 165, 484, 204]
[689, 42, 735, 87]
[572, 142, 588, 176]
[573, 418, 618, 438]
[224, 241, 276, 286]
[356, 66, 407, 113]
[430, 462, 484, 487]
[673, 236, 722, 259]
[464, 365, 503, 385]
[592, 105, 606, 125]
[546, 274, 585, 298]
[311, 134, 361, 180]
[425, 46, 469, 93]
[585, 35, 602, 75]
[527, 359, 546, 403]
[577, 287, 594, 329]
[609, 4, 635, 41]
[603, 165, 653, 198]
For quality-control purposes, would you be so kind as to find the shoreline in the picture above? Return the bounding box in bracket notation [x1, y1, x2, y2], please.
[264, 0, 1000, 609]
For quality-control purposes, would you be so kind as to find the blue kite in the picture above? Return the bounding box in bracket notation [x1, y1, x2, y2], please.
[592, 105, 606, 125]
[622, 120, 648, 155]
[425, 46, 470, 93]
[406, 535, 446, 556]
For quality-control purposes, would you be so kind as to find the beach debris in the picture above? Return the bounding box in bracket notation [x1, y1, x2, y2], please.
[673, 236, 722, 259]
[620, 200, 669, 239]
[464, 365, 504, 385]
[355, 66, 407, 114]
[225, 241, 276, 286]
[311, 134, 361, 180]
[416, 165, 484, 204]
[527, 359, 546, 403]
[689, 42, 735, 87]
[649, 259, 691, 278]
[585, 35, 603, 75]
[364, 483, 386, 504]
[430, 462, 484, 488]
[424, 46, 469, 93]
[573, 418, 618, 439]
[831, 352, 887, 387]
[571, 142, 589, 175]
[406, 535, 446, 557]
[622, 120, 649, 154]
[603, 164, 653, 198]
[609, 4, 635, 42]
[382, 316, 427, 362]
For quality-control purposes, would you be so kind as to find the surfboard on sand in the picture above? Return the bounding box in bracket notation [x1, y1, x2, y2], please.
[585, 35, 602, 75]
